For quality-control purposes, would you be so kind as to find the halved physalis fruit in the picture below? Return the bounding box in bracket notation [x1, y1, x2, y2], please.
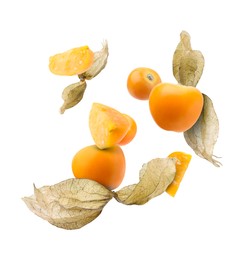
[89, 103, 131, 149]
[166, 152, 192, 197]
[49, 45, 94, 76]
[118, 114, 137, 146]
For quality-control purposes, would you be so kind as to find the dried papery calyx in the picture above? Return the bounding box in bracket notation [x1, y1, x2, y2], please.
[173, 31, 221, 166]
[173, 31, 204, 87]
[115, 158, 176, 205]
[23, 155, 188, 230]
[184, 94, 221, 167]
[60, 80, 87, 114]
[79, 40, 109, 80]
[22, 179, 114, 230]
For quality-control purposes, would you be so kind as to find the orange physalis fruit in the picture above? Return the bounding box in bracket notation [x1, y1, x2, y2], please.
[118, 114, 137, 146]
[89, 103, 131, 149]
[49, 45, 94, 76]
[72, 145, 126, 190]
[149, 83, 203, 132]
[166, 151, 192, 197]
[127, 67, 162, 100]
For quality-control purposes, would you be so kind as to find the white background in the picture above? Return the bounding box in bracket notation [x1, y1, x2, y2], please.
[0, 0, 238, 259]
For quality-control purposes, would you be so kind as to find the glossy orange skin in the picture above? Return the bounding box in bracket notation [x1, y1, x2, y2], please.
[149, 83, 204, 132]
[127, 67, 161, 100]
[72, 145, 125, 190]
[118, 114, 137, 145]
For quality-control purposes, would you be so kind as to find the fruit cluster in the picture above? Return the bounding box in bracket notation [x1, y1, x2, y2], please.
[49, 44, 200, 193]
[23, 32, 221, 230]
[48, 43, 205, 195]
[127, 67, 204, 132]
[72, 103, 137, 190]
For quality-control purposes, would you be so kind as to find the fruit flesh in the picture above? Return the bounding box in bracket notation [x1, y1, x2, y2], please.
[118, 114, 137, 145]
[89, 103, 130, 149]
[49, 46, 94, 76]
[166, 152, 192, 197]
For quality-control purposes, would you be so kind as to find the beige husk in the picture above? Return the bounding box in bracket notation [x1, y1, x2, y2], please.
[173, 31, 221, 166]
[79, 40, 109, 80]
[23, 157, 178, 230]
[173, 31, 204, 87]
[184, 94, 221, 167]
[22, 179, 114, 230]
[60, 81, 87, 114]
[115, 158, 176, 205]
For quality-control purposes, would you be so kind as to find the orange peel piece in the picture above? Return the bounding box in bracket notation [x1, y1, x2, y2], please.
[49, 45, 94, 76]
[166, 151, 192, 197]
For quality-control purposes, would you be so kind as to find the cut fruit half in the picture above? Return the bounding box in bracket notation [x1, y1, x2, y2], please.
[49, 45, 94, 76]
[89, 103, 131, 149]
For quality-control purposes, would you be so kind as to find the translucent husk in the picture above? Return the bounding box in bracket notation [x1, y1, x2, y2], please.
[23, 156, 184, 230]
[79, 40, 109, 80]
[173, 31, 221, 166]
[60, 80, 87, 114]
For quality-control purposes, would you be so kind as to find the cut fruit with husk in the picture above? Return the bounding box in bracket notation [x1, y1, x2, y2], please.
[50, 42, 109, 114]
[89, 103, 130, 149]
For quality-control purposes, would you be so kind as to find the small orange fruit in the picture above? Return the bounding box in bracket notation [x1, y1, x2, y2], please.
[118, 114, 137, 145]
[89, 103, 130, 149]
[149, 83, 204, 132]
[127, 67, 161, 100]
[72, 145, 126, 190]
[166, 152, 192, 197]
[49, 45, 94, 76]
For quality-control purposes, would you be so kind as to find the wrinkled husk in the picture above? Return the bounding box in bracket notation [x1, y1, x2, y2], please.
[79, 41, 109, 80]
[60, 80, 87, 114]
